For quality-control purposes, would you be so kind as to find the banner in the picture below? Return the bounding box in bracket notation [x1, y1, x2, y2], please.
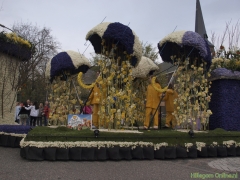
[67, 114, 92, 130]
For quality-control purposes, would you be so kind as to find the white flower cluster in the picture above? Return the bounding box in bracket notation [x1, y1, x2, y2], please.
[223, 140, 236, 148]
[85, 22, 111, 40]
[211, 142, 218, 147]
[0, 132, 26, 138]
[185, 143, 193, 152]
[132, 31, 143, 66]
[130, 142, 154, 150]
[66, 50, 91, 69]
[159, 31, 186, 47]
[20, 138, 153, 149]
[196, 142, 206, 151]
[132, 56, 159, 78]
[154, 142, 168, 150]
[19, 138, 240, 150]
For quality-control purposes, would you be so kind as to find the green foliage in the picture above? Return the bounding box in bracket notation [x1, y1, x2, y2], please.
[141, 42, 158, 62]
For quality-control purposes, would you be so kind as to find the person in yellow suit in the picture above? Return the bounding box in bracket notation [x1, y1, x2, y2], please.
[144, 77, 163, 129]
[163, 84, 178, 129]
[88, 83, 101, 128]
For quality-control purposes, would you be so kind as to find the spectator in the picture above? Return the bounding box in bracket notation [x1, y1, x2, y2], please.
[26, 99, 31, 125]
[25, 102, 39, 126]
[37, 103, 44, 126]
[15, 102, 21, 124]
[18, 102, 29, 125]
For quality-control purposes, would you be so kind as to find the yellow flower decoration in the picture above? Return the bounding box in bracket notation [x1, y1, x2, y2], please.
[6, 33, 31, 48]
[77, 72, 96, 89]
[151, 77, 167, 93]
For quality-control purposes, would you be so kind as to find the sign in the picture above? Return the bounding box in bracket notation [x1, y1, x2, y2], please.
[67, 114, 92, 130]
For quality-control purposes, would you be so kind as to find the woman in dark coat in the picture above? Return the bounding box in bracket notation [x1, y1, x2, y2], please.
[18, 102, 29, 125]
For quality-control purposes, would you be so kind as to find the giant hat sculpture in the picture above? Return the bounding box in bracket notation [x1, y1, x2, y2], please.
[86, 22, 142, 67]
[158, 30, 212, 69]
[45, 50, 91, 82]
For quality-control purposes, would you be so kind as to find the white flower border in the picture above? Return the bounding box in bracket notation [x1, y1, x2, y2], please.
[0, 132, 26, 138]
[20, 138, 240, 150]
[20, 138, 156, 149]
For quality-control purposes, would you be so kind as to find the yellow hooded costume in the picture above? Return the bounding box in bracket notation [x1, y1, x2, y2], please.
[163, 89, 178, 128]
[88, 84, 101, 128]
[144, 83, 162, 129]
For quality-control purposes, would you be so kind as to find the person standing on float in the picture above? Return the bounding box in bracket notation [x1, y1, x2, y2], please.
[163, 84, 178, 129]
[88, 83, 101, 128]
[144, 77, 163, 129]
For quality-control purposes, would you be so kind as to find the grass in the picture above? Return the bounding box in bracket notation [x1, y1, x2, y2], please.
[25, 126, 240, 146]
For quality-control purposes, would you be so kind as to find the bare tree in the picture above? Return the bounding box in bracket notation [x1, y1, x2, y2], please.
[211, 20, 240, 57]
[12, 22, 60, 102]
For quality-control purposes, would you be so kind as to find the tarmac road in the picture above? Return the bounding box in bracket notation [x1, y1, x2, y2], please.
[0, 147, 239, 180]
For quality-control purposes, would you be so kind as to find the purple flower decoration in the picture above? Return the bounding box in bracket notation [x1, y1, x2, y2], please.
[0, 39, 32, 61]
[158, 31, 212, 68]
[86, 22, 142, 67]
[45, 50, 91, 81]
[0, 125, 32, 134]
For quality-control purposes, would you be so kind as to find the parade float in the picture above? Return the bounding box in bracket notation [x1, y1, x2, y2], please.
[1, 23, 240, 161]
[17, 24, 240, 161]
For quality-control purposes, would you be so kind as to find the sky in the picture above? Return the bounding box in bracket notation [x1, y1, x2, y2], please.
[0, 0, 239, 63]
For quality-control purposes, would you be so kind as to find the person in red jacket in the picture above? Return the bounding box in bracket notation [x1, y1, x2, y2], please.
[43, 101, 50, 126]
